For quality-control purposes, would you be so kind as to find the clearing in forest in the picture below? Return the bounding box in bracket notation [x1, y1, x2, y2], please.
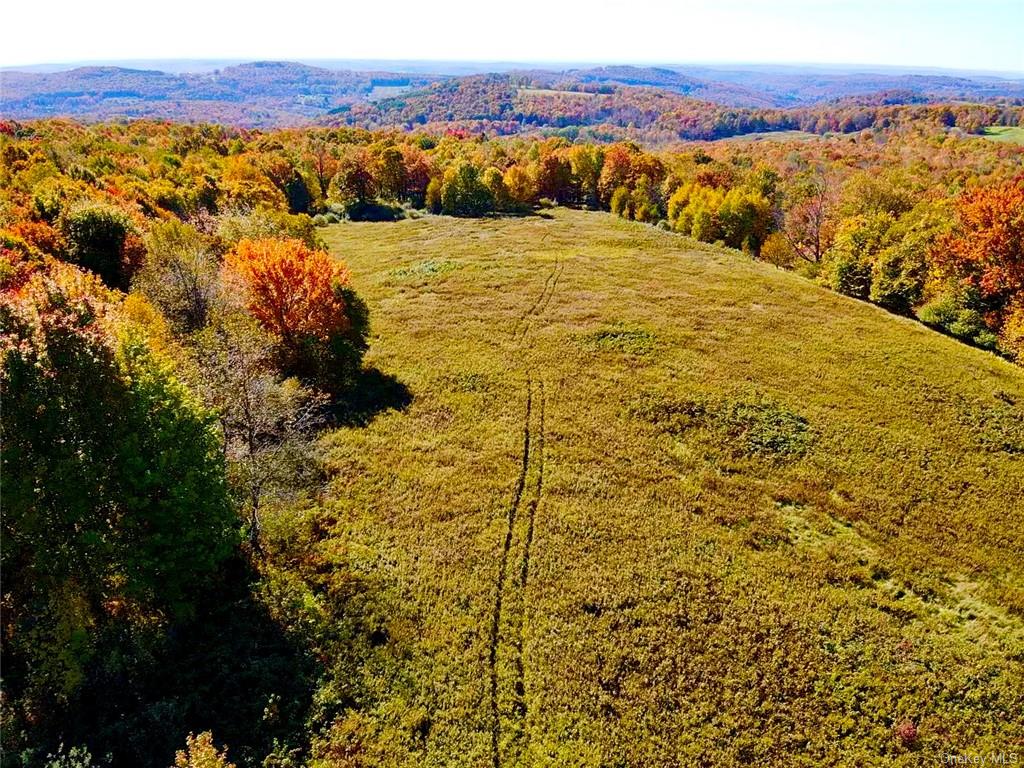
[317, 208, 1024, 766]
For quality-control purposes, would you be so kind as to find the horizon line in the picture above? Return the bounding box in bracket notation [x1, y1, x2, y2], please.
[3, 57, 1023, 79]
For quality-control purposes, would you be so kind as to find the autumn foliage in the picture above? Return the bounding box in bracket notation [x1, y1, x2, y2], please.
[1, 258, 235, 718]
[223, 238, 366, 390]
[935, 179, 1024, 304]
[225, 238, 350, 344]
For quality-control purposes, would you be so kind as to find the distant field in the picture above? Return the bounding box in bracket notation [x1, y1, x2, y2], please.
[981, 125, 1024, 144]
[518, 87, 599, 97]
[718, 129, 822, 142]
[368, 84, 414, 101]
[314, 210, 1023, 766]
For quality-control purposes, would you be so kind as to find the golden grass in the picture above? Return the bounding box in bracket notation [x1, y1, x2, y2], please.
[311, 209, 1023, 765]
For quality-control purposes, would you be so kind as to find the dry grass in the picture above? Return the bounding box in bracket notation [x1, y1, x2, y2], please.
[307, 208, 1024, 766]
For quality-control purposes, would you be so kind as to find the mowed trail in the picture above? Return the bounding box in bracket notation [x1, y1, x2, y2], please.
[321, 210, 1024, 767]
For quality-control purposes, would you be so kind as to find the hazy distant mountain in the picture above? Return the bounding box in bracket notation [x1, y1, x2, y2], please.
[2, 60, 1022, 127]
[0, 62, 440, 125]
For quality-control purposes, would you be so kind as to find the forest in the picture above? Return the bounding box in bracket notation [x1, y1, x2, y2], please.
[3, 61, 1023, 131]
[2, 108, 1024, 766]
[4, 117, 1022, 362]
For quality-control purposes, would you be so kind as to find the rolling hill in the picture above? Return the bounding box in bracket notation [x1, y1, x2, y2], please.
[282, 208, 1024, 765]
[0, 61, 437, 125]
[3, 61, 1023, 128]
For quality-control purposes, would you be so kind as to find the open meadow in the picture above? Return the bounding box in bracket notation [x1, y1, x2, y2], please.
[290, 209, 1024, 766]
[981, 126, 1024, 144]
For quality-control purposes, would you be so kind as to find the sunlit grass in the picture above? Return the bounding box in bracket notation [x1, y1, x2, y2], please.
[981, 125, 1024, 144]
[314, 209, 1024, 765]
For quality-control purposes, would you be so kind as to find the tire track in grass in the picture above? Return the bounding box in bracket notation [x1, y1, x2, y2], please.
[512, 261, 560, 340]
[534, 263, 563, 318]
[489, 380, 532, 768]
[492, 263, 562, 768]
[515, 264, 562, 343]
[512, 380, 545, 723]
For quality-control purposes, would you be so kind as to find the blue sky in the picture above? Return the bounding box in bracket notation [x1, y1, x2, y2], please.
[2, 0, 1022, 73]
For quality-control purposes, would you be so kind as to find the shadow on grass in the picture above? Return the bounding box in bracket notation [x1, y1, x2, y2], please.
[330, 366, 413, 427]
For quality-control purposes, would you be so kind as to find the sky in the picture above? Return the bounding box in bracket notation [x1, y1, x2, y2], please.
[2, 0, 1022, 73]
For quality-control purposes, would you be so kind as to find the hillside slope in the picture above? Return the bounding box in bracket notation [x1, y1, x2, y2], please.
[308, 209, 1023, 766]
[4, 62, 1022, 128]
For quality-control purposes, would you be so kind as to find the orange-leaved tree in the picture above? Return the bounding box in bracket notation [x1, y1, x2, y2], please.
[934, 178, 1024, 308]
[931, 178, 1024, 359]
[223, 237, 367, 392]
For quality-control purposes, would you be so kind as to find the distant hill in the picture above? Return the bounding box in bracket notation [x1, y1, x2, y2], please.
[0, 61, 439, 125]
[2, 60, 1023, 128]
[665, 65, 1024, 106]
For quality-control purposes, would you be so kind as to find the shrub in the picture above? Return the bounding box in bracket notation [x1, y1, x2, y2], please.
[760, 232, 795, 268]
[1, 231, 46, 290]
[503, 165, 535, 208]
[630, 175, 661, 223]
[824, 248, 873, 299]
[482, 167, 512, 212]
[173, 732, 236, 768]
[610, 186, 631, 218]
[217, 207, 323, 250]
[440, 162, 494, 217]
[343, 200, 404, 222]
[718, 186, 772, 250]
[282, 170, 312, 214]
[58, 203, 143, 289]
[633, 394, 812, 461]
[822, 214, 892, 300]
[918, 288, 1000, 350]
[43, 745, 101, 768]
[999, 299, 1024, 361]
[869, 238, 927, 314]
[425, 177, 442, 214]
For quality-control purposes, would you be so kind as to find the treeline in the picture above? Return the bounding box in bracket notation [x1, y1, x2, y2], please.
[1, 119, 395, 766]
[2, 119, 1023, 362]
[330, 75, 1024, 142]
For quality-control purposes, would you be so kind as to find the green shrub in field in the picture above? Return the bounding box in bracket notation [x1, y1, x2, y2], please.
[717, 398, 813, 458]
[918, 288, 1000, 350]
[580, 324, 657, 355]
[633, 393, 812, 460]
[389, 259, 460, 281]
[957, 396, 1024, 455]
[343, 200, 405, 222]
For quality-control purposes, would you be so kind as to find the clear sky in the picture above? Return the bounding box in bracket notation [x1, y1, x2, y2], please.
[2, 0, 1022, 73]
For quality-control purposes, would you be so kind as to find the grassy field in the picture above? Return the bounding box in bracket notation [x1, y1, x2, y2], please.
[716, 129, 823, 143]
[981, 126, 1024, 144]
[305, 209, 1023, 766]
[367, 85, 414, 101]
[518, 88, 600, 97]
